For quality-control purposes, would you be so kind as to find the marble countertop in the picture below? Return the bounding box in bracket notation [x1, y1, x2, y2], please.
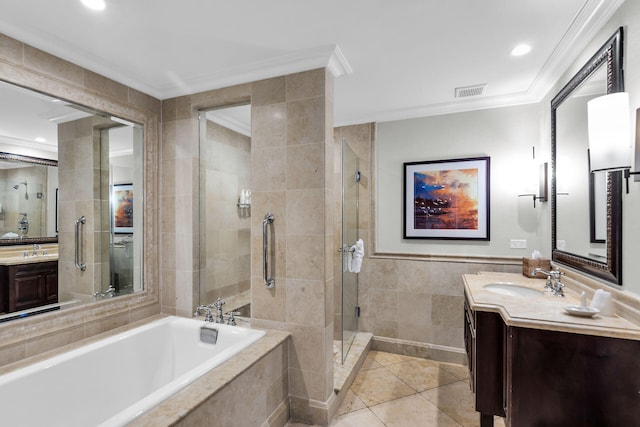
[0, 244, 58, 266]
[463, 272, 640, 340]
[0, 253, 58, 266]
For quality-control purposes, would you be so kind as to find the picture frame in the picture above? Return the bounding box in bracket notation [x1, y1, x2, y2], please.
[112, 183, 134, 234]
[403, 156, 490, 240]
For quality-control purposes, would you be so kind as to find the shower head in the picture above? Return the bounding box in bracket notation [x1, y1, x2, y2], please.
[12, 181, 27, 190]
[12, 184, 18, 190]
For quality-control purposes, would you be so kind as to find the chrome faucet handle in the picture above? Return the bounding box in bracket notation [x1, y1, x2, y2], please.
[553, 280, 565, 297]
[194, 305, 215, 322]
[225, 311, 241, 326]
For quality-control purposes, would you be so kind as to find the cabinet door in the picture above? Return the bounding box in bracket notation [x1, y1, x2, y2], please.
[507, 327, 640, 426]
[11, 273, 43, 312]
[475, 311, 505, 417]
[44, 270, 58, 304]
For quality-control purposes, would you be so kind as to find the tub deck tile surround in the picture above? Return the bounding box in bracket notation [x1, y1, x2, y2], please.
[0, 315, 290, 427]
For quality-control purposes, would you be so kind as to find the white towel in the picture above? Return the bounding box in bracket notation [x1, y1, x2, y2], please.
[349, 239, 364, 273]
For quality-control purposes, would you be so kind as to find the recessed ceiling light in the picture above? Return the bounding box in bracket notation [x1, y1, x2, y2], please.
[35, 137, 46, 143]
[511, 44, 532, 57]
[81, 0, 106, 11]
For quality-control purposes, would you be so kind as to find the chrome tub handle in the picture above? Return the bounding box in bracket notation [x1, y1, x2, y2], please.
[263, 212, 275, 288]
[75, 215, 86, 271]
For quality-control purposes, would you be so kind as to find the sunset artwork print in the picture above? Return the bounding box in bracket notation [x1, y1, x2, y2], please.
[404, 157, 490, 240]
[113, 184, 134, 233]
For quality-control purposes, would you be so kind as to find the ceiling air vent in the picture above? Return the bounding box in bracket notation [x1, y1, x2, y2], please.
[455, 84, 487, 98]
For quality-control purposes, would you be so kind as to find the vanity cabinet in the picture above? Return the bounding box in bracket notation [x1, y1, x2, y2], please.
[464, 293, 505, 425]
[0, 261, 58, 313]
[465, 292, 640, 427]
[506, 326, 640, 426]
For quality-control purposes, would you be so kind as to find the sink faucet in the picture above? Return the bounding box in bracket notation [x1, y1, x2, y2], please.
[531, 267, 565, 297]
[32, 244, 40, 256]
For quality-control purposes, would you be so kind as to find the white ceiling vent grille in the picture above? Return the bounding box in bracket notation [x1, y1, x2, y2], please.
[454, 84, 487, 98]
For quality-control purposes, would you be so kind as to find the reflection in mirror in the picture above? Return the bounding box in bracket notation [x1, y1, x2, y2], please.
[0, 153, 57, 242]
[0, 79, 144, 322]
[551, 27, 624, 285]
[555, 65, 607, 259]
[198, 104, 251, 314]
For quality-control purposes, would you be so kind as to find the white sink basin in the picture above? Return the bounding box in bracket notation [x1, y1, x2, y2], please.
[483, 283, 543, 297]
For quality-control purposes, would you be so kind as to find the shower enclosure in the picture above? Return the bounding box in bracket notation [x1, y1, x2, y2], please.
[341, 140, 360, 362]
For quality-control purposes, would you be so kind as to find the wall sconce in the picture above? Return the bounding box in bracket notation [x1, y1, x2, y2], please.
[587, 92, 638, 192]
[518, 161, 548, 208]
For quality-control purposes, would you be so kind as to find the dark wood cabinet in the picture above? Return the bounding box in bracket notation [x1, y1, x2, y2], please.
[0, 261, 58, 313]
[465, 292, 640, 427]
[464, 293, 505, 426]
[506, 327, 640, 426]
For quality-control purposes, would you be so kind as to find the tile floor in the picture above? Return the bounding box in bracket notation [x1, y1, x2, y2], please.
[286, 350, 506, 427]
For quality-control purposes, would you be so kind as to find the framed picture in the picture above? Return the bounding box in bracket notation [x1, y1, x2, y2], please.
[403, 156, 490, 240]
[112, 184, 134, 234]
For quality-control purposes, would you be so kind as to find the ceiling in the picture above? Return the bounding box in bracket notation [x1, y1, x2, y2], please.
[0, 0, 625, 130]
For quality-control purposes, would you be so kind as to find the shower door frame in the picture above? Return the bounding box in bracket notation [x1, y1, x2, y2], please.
[341, 139, 359, 363]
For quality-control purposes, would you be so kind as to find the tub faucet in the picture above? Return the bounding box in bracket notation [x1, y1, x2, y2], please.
[194, 305, 215, 322]
[531, 267, 565, 297]
[208, 298, 226, 323]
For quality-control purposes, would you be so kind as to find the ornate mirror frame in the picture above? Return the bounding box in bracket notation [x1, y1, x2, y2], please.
[551, 27, 624, 285]
[0, 152, 58, 246]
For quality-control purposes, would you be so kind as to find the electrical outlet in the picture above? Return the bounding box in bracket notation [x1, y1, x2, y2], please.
[510, 239, 527, 249]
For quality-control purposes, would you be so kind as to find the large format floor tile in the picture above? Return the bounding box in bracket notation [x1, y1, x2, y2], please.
[286, 350, 506, 427]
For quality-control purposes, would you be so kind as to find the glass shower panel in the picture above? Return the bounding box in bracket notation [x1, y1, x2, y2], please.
[342, 140, 359, 363]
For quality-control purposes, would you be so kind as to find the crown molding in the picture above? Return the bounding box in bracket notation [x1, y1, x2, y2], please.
[159, 44, 353, 99]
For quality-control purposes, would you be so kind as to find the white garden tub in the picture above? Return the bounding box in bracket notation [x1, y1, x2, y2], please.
[0, 315, 265, 426]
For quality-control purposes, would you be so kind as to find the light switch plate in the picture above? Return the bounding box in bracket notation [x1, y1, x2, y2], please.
[510, 239, 527, 249]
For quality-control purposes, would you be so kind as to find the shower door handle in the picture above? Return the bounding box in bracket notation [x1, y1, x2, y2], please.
[75, 216, 86, 271]
[262, 213, 275, 288]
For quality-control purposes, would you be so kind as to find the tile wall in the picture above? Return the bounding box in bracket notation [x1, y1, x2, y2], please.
[162, 68, 335, 425]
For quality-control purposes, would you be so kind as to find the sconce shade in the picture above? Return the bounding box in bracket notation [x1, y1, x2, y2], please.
[587, 92, 631, 172]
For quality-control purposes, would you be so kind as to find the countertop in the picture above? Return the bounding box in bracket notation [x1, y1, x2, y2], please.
[0, 253, 58, 266]
[463, 272, 640, 340]
[0, 244, 58, 266]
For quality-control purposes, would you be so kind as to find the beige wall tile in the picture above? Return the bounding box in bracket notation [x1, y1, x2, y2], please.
[287, 143, 325, 190]
[286, 68, 326, 101]
[286, 189, 325, 235]
[287, 97, 325, 145]
[252, 103, 286, 149]
[286, 278, 325, 326]
[286, 235, 324, 280]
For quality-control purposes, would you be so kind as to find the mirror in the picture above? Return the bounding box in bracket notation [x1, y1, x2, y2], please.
[0, 79, 144, 321]
[0, 152, 57, 244]
[551, 27, 624, 285]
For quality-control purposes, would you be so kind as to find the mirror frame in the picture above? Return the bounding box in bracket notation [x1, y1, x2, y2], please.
[0, 33, 159, 345]
[551, 27, 624, 286]
[0, 151, 58, 246]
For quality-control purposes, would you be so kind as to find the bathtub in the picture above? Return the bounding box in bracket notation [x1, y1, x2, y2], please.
[0, 315, 265, 426]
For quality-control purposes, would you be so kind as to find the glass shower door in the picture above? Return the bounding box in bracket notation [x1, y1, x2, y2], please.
[341, 140, 359, 363]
